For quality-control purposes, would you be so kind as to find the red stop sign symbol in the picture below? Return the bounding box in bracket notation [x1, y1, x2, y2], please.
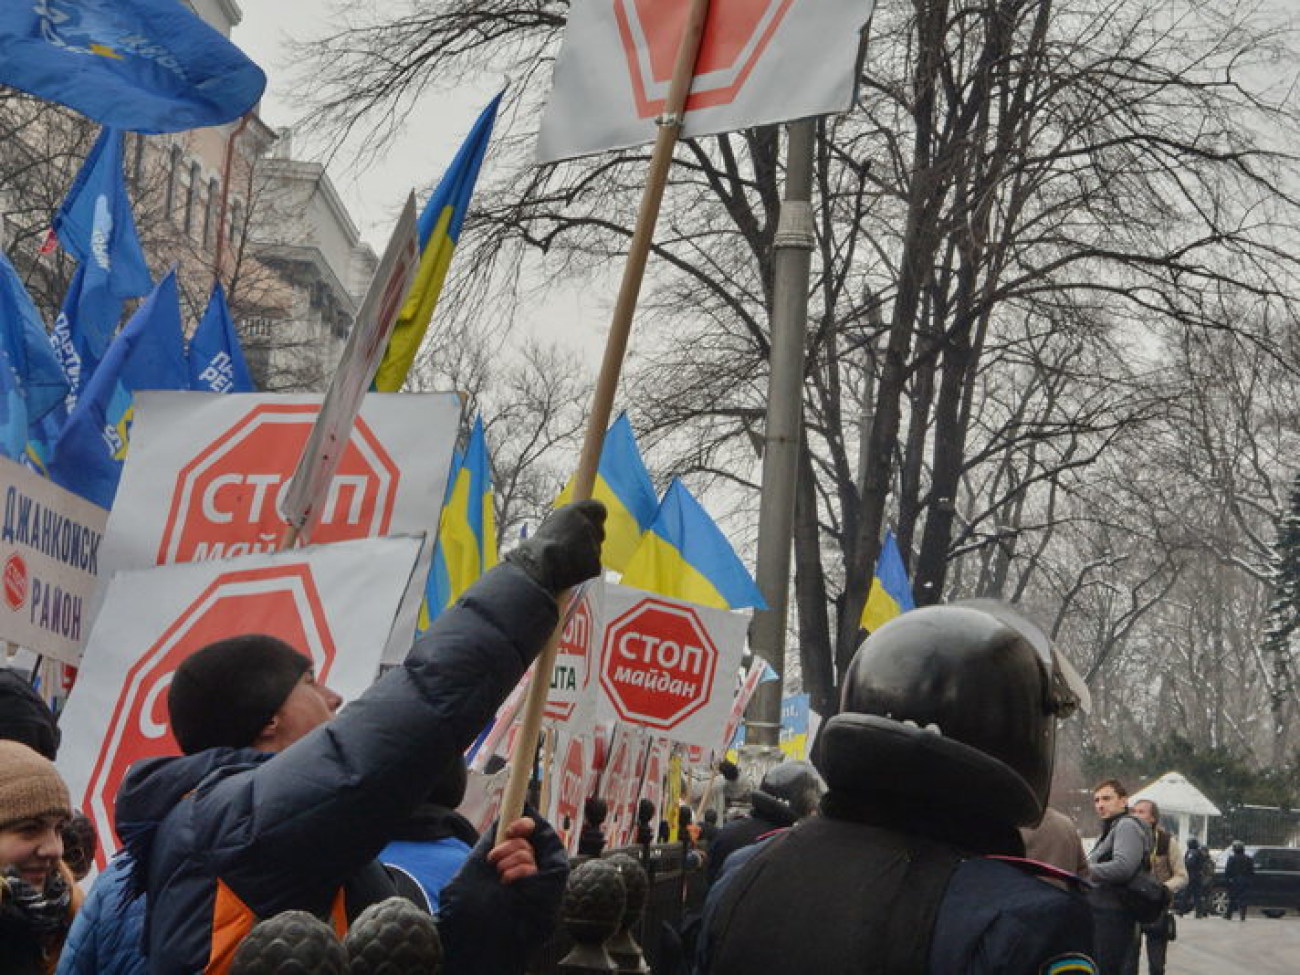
[81, 564, 336, 865]
[600, 597, 718, 730]
[616, 0, 796, 117]
[545, 597, 595, 722]
[157, 403, 400, 564]
[555, 736, 588, 835]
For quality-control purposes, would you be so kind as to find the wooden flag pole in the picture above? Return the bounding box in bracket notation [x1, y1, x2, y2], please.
[496, 0, 712, 842]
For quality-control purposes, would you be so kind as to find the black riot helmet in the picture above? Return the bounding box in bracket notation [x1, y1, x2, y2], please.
[758, 761, 824, 820]
[814, 601, 1083, 828]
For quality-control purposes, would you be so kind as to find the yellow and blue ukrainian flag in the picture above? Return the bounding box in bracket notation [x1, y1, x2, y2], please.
[422, 415, 498, 627]
[555, 412, 658, 573]
[861, 528, 916, 632]
[621, 477, 767, 611]
[373, 94, 501, 393]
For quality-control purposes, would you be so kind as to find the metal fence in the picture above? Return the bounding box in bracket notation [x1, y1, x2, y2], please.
[1207, 804, 1300, 849]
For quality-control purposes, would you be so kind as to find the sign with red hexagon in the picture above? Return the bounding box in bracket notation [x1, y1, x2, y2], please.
[55, 535, 423, 864]
[597, 584, 748, 748]
[549, 732, 592, 855]
[544, 585, 603, 725]
[93, 391, 459, 664]
[538, 0, 871, 162]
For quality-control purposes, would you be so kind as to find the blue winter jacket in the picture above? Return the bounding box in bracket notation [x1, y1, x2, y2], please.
[55, 855, 146, 975]
[113, 563, 566, 975]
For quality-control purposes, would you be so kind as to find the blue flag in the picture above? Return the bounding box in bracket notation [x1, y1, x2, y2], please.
[0, 251, 71, 426]
[0, 345, 29, 463]
[53, 128, 152, 379]
[48, 269, 188, 508]
[0, 1, 266, 134]
[188, 283, 254, 393]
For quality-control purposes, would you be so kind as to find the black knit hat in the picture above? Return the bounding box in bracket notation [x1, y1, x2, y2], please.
[0, 667, 61, 759]
[167, 635, 310, 755]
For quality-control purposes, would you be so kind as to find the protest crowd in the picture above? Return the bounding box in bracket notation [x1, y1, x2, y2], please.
[2, 3, 1296, 975]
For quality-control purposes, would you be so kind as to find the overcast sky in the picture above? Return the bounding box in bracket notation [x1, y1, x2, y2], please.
[234, 2, 493, 249]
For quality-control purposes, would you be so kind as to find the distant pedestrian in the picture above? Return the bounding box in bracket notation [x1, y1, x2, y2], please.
[1128, 799, 1186, 975]
[1087, 779, 1153, 975]
[1182, 838, 1211, 917]
[1224, 841, 1253, 921]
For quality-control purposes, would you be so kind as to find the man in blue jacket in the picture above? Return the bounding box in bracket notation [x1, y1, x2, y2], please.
[63, 501, 603, 975]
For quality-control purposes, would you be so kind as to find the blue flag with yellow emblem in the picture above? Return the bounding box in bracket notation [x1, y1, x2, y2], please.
[47, 269, 187, 508]
[621, 477, 767, 611]
[0, 1, 265, 133]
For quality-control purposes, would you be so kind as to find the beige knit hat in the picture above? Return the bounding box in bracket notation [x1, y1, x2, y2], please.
[0, 740, 71, 831]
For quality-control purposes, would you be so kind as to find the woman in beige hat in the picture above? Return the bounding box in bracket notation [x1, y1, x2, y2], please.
[0, 739, 82, 974]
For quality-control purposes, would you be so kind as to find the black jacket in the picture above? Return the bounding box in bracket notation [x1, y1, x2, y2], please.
[115, 564, 561, 975]
[705, 790, 796, 885]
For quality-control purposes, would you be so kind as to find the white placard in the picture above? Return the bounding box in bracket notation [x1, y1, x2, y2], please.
[538, 0, 871, 163]
[97, 391, 460, 663]
[0, 456, 108, 664]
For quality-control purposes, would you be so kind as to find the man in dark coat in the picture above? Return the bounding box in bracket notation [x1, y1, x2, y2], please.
[1224, 841, 1254, 921]
[694, 601, 1098, 975]
[112, 501, 604, 975]
[705, 760, 821, 885]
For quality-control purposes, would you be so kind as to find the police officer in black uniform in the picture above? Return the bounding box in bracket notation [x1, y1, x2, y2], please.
[693, 601, 1097, 975]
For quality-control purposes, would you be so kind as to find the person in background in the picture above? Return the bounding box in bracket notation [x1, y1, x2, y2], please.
[1181, 838, 1211, 917]
[699, 809, 720, 847]
[381, 756, 479, 912]
[1129, 799, 1186, 975]
[58, 815, 97, 885]
[1020, 805, 1089, 881]
[705, 760, 822, 886]
[1224, 841, 1253, 921]
[0, 669, 61, 761]
[0, 740, 81, 975]
[1087, 779, 1153, 975]
[636, 800, 656, 847]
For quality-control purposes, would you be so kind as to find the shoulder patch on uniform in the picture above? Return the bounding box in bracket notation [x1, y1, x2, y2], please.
[1041, 954, 1098, 975]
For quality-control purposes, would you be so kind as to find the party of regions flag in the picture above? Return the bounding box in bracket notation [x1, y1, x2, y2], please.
[47, 269, 188, 509]
[0, 251, 71, 432]
[373, 94, 501, 393]
[621, 477, 767, 611]
[0, 0, 265, 133]
[423, 415, 498, 626]
[188, 283, 255, 393]
[860, 528, 916, 632]
[555, 412, 658, 573]
[51, 127, 153, 392]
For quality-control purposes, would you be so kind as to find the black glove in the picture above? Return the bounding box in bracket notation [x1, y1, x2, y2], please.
[505, 501, 606, 596]
[438, 808, 569, 975]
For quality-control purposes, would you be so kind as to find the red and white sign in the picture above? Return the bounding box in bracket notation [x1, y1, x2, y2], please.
[56, 536, 422, 863]
[549, 733, 592, 855]
[597, 584, 746, 748]
[544, 584, 602, 726]
[96, 391, 460, 663]
[538, 0, 872, 162]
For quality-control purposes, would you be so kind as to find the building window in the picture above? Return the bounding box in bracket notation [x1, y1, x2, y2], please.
[183, 161, 202, 237]
[204, 177, 220, 250]
[129, 134, 146, 190]
[164, 146, 183, 218]
[228, 200, 243, 247]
